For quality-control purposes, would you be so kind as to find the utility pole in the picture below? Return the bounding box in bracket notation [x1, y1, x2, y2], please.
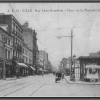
[70, 29, 73, 81]
[56, 29, 74, 81]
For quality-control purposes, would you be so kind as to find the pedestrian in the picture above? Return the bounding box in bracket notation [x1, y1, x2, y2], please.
[62, 72, 64, 80]
[53, 72, 55, 75]
[16, 68, 20, 78]
[38, 71, 40, 76]
[42, 71, 44, 76]
[55, 71, 62, 83]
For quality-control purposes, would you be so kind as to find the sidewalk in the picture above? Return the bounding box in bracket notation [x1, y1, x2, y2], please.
[0, 74, 38, 83]
[64, 76, 100, 85]
[0, 75, 32, 83]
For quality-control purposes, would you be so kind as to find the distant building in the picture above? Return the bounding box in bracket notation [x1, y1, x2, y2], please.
[47, 60, 53, 73]
[39, 50, 48, 70]
[89, 52, 100, 57]
[61, 58, 68, 69]
[36, 50, 44, 68]
[22, 42, 33, 76]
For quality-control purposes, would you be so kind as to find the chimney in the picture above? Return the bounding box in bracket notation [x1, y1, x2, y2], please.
[24, 21, 28, 28]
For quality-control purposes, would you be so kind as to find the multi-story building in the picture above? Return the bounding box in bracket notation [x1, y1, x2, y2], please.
[23, 42, 33, 75]
[47, 60, 53, 73]
[89, 52, 100, 57]
[0, 26, 12, 79]
[37, 51, 44, 68]
[22, 21, 37, 68]
[61, 58, 68, 69]
[0, 14, 26, 77]
[39, 50, 48, 70]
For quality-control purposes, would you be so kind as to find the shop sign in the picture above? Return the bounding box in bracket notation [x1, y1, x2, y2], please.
[6, 60, 12, 65]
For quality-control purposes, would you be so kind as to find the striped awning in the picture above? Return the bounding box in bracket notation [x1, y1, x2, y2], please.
[17, 63, 28, 68]
[30, 66, 35, 70]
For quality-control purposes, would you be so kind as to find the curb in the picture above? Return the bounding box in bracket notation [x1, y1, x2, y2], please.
[64, 77, 100, 85]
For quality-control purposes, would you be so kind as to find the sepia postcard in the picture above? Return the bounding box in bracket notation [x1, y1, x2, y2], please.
[0, 2, 100, 97]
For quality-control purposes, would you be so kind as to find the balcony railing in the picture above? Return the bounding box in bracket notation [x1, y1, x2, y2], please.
[13, 43, 23, 53]
[12, 29, 16, 34]
[12, 56, 24, 63]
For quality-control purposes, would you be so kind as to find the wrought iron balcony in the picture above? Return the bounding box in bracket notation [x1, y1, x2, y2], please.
[12, 56, 24, 63]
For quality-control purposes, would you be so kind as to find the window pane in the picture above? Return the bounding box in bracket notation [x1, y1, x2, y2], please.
[8, 39, 10, 45]
[5, 49, 7, 59]
[8, 51, 10, 59]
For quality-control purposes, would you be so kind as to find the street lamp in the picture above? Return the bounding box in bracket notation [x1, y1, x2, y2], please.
[73, 54, 76, 81]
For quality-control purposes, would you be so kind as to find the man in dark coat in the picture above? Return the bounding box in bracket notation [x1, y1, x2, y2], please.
[55, 71, 62, 83]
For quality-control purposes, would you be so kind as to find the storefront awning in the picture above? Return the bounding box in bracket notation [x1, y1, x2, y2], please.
[17, 63, 28, 68]
[39, 68, 44, 71]
[44, 70, 48, 72]
[86, 65, 100, 69]
[30, 66, 35, 70]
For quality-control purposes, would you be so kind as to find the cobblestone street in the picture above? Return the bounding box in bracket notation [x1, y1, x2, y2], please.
[0, 74, 100, 97]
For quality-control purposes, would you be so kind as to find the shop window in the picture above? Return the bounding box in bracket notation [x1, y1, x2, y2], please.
[5, 49, 7, 59]
[89, 68, 97, 74]
[16, 51, 18, 57]
[16, 51, 17, 57]
[16, 26, 18, 34]
[14, 37, 16, 44]
[15, 38, 17, 43]
[0, 33, 2, 40]
[8, 51, 10, 59]
[19, 53, 21, 58]
[23, 48, 24, 53]
[0, 46, 3, 57]
[18, 53, 20, 58]
[5, 38, 7, 44]
[13, 36, 15, 45]
[16, 39, 17, 44]
[12, 50, 14, 57]
[14, 50, 16, 56]
[92, 69, 97, 74]
[8, 39, 10, 46]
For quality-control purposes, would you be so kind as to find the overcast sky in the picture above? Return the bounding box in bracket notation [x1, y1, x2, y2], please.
[0, 3, 100, 68]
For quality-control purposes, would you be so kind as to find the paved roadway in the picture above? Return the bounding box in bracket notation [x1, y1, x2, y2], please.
[0, 74, 100, 97]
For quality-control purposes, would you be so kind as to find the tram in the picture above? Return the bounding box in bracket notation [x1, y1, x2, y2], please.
[84, 64, 100, 82]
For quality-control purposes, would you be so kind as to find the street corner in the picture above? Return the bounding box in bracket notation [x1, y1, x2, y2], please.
[64, 76, 100, 85]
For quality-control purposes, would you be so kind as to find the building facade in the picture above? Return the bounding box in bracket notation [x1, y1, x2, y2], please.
[23, 42, 33, 76]
[0, 26, 12, 79]
[39, 50, 48, 70]
[37, 50, 44, 68]
[22, 21, 37, 68]
[0, 14, 24, 77]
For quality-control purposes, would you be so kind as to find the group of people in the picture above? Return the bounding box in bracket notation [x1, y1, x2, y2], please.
[54, 71, 64, 83]
[37, 71, 44, 76]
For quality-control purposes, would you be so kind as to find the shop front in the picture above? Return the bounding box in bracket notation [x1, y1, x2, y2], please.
[78, 56, 100, 82]
[16, 62, 29, 77]
[5, 60, 12, 78]
[29, 66, 35, 75]
[0, 58, 3, 79]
